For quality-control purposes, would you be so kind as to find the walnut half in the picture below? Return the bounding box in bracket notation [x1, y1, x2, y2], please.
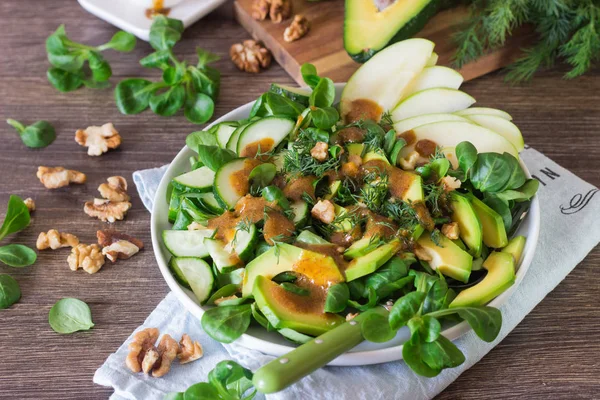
[284, 15, 310, 42]
[84, 199, 131, 223]
[37, 166, 86, 189]
[75, 123, 122, 156]
[251, 0, 292, 23]
[178, 334, 203, 364]
[24, 198, 35, 212]
[230, 40, 272, 73]
[37, 229, 79, 250]
[67, 243, 105, 274]
[126, 328, 180, 378]
[98, 176, 130, 202]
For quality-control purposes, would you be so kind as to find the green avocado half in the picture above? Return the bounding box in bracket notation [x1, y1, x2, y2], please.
[344, 0, 441, 63]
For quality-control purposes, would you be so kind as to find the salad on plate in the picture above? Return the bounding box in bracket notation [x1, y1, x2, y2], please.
[161, 38, 539, 377]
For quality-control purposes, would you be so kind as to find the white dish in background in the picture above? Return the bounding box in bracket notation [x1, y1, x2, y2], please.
[77, 0, 228, 41]
[151, 84, 541, 366]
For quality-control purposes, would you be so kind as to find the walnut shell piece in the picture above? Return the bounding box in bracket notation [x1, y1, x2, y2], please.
[230, 40, 272, 73]
[284, 15, 310, 42]
[98, 176, 130, 202]
[84, 199, 132, 223]
[37, 229, 79, 250]
[178, 334, 203, 364]
[37, 166, 86, 189]
[67, 244, 105, 274]
[75, 123, 122, 156]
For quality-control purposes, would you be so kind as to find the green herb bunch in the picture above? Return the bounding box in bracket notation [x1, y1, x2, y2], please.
[115, 16, 220, 124]
[0, 195, 37, 309]
[454, 0, 600, 81]
[46, 25, 136, 92]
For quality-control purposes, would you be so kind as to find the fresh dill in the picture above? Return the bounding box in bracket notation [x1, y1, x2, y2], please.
[382, 199, 420, 231]
[430, 229, 444, 248]
[360, 171, 389, 213]
[283, 129, 341, 176]
[424, 182, 449, 218]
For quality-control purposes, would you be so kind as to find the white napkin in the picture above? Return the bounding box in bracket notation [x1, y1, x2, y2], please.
[95, 146, 600, 400]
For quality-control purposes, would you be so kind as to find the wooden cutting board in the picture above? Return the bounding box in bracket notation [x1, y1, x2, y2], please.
[234, 0, 532, 85]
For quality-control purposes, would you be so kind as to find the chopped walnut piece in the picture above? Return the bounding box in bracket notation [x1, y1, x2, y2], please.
[399, 151, 420, 170]
[102, 240, 140, 262]
[98, 176, 130, 202]
[36, 229, 79, 250]
[230, 40, 272, 73]
[68, 244, 105, 274]
[346, 313, 358, 321]
[251, 0, 270, 20]
[126, 328, 160, 373]
[152, 334, 179, 378]
[441, 222, 460, 240]
[97, 230, 144, 249]
[24, 198, 35, 212]
[441, 176, 461, 192]
[37, 166, 86, 189]
[178, 334, 203, 364]
[310, 141, 329, 162]
[311, 200, 335, 224]
[269, 0, 292, 23]
[75, 123, 122, 156]
[284, 15, 310, 42]
[414, 245, 432, 262]
[142, 348, 160, 374]
[84, 198, 131, 223]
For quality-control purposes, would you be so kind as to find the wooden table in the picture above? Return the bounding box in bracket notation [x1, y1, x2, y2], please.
[0, 2, 599, 399]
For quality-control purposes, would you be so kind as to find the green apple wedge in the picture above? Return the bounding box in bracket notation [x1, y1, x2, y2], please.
[462, 114, 525, 151]
[455, 107, 512, 120]
[403, 66, 464, 98]
[340, 38, 435, 121]
[396, 121, 519, 166]
[426, 52, 438, 66]
[394, 113, 470, 134]
[391, 88, 476, 121]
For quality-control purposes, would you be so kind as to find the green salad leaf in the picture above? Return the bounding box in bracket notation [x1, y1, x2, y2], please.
[48, 298, 95, 334]
[0, 274, 21, 309]
[7, 119, 56, 149]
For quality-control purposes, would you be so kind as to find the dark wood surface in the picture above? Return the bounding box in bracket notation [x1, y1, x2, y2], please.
[0, 2, 599, 399]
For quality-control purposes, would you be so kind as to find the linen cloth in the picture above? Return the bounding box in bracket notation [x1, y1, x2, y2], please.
[94, 147, 600, 400]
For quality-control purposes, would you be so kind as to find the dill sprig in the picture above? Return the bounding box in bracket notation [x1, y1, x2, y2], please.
[382, 199, 420, 231]
[453, 0, 600, 82]
[283, 129, 341, 176]
[360, 170, 390, 213]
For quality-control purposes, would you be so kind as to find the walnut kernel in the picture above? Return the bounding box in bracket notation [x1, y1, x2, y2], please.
[311, 200, 335, 224]
[152, 334, 179, 378]
[178, 334, 203, 364]
[98, 176, 130, 202]
[441, 222, 460, 240]
[102, 240, 140, 262]
[84, 198, 131, 223]
[75, 123, 122, 156]
[97, 230, 144, 249]
[37, 166, 86, 189]
[67, 244, 105, 274]
[284, 15, 310, 42]
[310, 141, 329, 161]
[126, 328, 160, 373]
[230, 40, 272, 73]
[251, 0, 270, 20]
[24, 198, 35, 212]
[269, 0, 292, 23]
[37, 230, 79, 250]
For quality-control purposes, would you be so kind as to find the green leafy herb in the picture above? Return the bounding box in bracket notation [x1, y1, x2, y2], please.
[208, 360, 256, 399]
[470, 152, 526, 193]
[280, 282, 310, 296]
[249, 164, 277, 195]
[196, 145, 237, 172]
[311, 106, 339, 129]
[0, 244, 37, 268]
[361, 312, 397, 343]
[7, 119, 56, 149]
[115, 16, 220, 123]
[283, 129, 341, 177]
[428, 306, 502, 342]
[324, 283, 349, 313]
[45, 25, 136, 92]
[272, 271, 297, 283]
[389, 291, 426, 330]
[261, 186, 290, 211]
[348, 286, 378, 312]
[201, 304, 252, 343]
[206, 284, 240, 306]
[48, 298, 95, 334]
[0, 274, 21, 309]
[0, 195, 31, 240]
[300, 63, 321, 89]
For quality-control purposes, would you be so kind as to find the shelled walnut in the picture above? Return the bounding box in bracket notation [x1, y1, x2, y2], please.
[98, 176, 130, 202]
[84, 198, 131, 223]
[37, 229, 79, 250]
[178, 334, 203, 364]
[67, 243, 105, 274]
[284, 15, 310, 42]
[37, 166, 86, 189]
[75, 123, 122, 156]
[24, 198, 35, 212]
[252, 0, 292, 23]
[230, 40, 272, 73]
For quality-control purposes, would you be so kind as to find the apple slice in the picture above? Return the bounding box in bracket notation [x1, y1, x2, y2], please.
[463, 114, 524, 151]
[399, 121, 519, 167]
[391, 88, 476, 121]
[455, 107, 512, 120]
[340, 38, 435, 122]
[394, 113, 470, 134]
[426, 52, 439, 66]
[404, 66, 464, 97]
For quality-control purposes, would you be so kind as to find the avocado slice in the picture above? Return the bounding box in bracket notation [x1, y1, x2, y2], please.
[345, 240, 401, 281]
[253, 275, 345, 336]
[344, 236, 380, 260]
[450, 251, 515, 308]
[242, 243, 344, 297]
[363, 149, 389, 164]
[466, 193, 508, 249]
[344, 0, 441, 62]
[450, 192, 483, 257]
[417, 234, 472, 283]
[501, 236, 526, 265]
[347, 143, 365, 157]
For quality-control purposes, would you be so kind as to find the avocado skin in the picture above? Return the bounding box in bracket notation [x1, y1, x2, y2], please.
[345, 0, 443, 63]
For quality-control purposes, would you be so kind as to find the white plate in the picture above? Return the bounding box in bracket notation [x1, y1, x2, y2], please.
[77, 0, 228, 41]
[151, 84, 541, 366]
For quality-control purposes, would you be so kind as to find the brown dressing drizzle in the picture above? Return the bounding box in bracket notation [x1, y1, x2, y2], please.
[240, 138, 275, 158]
[344, 99, 383, 124]
[283, 175, 317, 202]
[415, 139, 437, 158]
[145, 0, 170, 18]
[335, 126, 367, 144]
[229, 158, 262, 197]
[398, 130, 417, 146]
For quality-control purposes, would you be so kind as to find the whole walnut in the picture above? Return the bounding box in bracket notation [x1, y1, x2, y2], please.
[230, 40, 272, 73]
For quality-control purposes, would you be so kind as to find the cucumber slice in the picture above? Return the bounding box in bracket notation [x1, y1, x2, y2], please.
[205, 238, 242, 273]
[195, 192, 222, 214]
[215, 122, 238, 148]
[168, 185, 183, 222]
[173, 166, 215, 193]
[226, 123, 250, 152]
[168, 257, 191, 289]
[279, 328, 313, 344]
[169, 257, 214, 304]
[291, 200, 309, 227]
[163, 229, 214, 257]
[237, 117, 294, 157]
[269, 84, 311, 106]
[213, 158, 248, 210]
[226, 223, 258, 261]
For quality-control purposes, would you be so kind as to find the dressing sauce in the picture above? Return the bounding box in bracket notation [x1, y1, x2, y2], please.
[263, 211, 295, 245]
[229, 158, 262, 196]
[398, 130, 417, 146]
[240, 138, 275, 158]
[335, 126, 367, 144]
[295, 242, 349, 272]
[269, 275, 327, 315]
[145, 0, 170, 18]
[344, 99, 383, 124]
[283, 175, 317, 202]
[415, 139, 437, 158]
[362, 159, 416, 201]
